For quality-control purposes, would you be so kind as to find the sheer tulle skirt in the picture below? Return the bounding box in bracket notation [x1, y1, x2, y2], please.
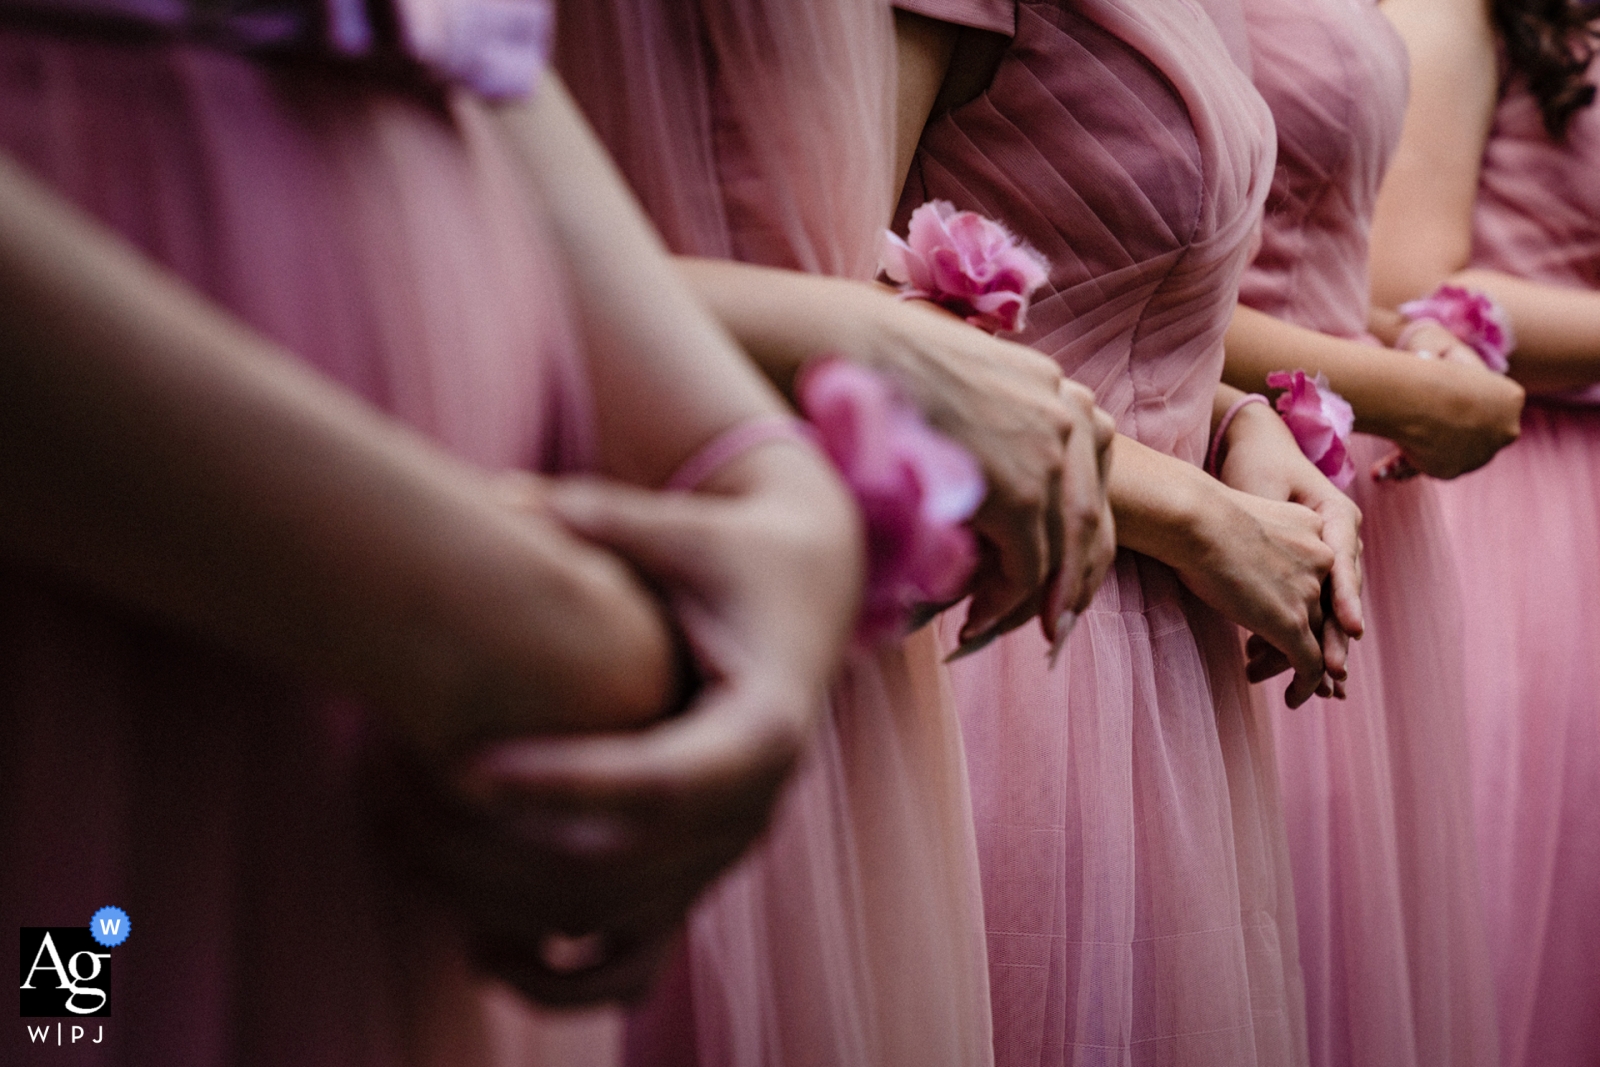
[624, 627, 993, 1067]
[0, 31, 605, 1067]
[943, 551, 1306, 1067]
[557, 4, 995, 1064]
[1433, 406, 1600, 1067]
[1265, 433, 1499, 1067]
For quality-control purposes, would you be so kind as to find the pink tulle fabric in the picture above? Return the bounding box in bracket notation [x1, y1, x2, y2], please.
[1433, 59, 1600, 1067]
[1234, 1, 1502, 1065]
[557, 4, 996, 1065]
[797, 358, 983, 645]
[895, 0, 1308, 1063]
[880, 200, 1050, 333]
[0, 21, 613, 1067]
[1265, 370, 1356, 490]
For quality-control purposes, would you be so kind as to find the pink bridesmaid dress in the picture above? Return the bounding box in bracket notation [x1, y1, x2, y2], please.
[1433, 59, 1600, 1067]
[0, 5, 612, 1065]
[893, 1, 1307, 1064]
[1234, 1, 1501, 1064]
[557, 4, 994, 1065]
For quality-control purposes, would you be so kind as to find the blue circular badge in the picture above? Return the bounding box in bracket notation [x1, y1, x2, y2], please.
[89, 906, 130, 948]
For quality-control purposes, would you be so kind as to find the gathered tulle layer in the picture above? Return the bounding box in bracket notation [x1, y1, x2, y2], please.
[1265, 434, 1499, 1067]
[628, 627, 992, 1067]
[0, 30, 603, 1067]
[944, 552, 1306, 1067]
[1433, 406, 1600, 1067]
[557, 4, 996, 1064]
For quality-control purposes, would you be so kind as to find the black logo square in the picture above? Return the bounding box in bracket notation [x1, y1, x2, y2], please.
[19, 928, 111, 1017]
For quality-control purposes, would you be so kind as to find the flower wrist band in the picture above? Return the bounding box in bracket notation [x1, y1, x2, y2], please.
[666, 416, 816, 493]
[1205, 393, 1270, 478]
[664, 359, 985, 648]
[1396, 284, 1514, 373]
[880, 200, 1050, 335]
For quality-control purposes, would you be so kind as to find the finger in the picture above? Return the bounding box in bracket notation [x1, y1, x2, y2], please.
[1279, 608, 1327, 709]
[474, 928, 679, 1008]
[1322, 618, 1350, 682]
[1091, 407, 1117, 479]
[1050, 407, 1110, 621]
[492, 469, 553, 513]
[546, 479, 720, 586]
[1284, 665, 1326, 709]
[1246, 644, 1292, 683]
[1327, 540, 1365, 639]
[961, 501, 1047, 642]
[455, 678, 808, 826]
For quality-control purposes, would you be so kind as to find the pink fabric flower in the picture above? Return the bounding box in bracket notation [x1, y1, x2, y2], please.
[1398, 284, 1515, 373]
[1266, 370, 1357, 490]
[797, 357, 985, 645]
[880, 200, 1050, 334]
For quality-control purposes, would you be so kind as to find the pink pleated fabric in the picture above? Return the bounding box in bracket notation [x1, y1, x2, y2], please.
[557, 5, 994, 1065]
[893, 2, 1307, 1064]
[1233, 2, 1503, 1065]
[1432, 63, 1600, 1067]
[0, 25, 616, 1067]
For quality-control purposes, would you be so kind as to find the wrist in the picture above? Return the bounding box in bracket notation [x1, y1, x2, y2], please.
[1205, 393, 1271, 477]
[389, 510, 676, 758]
[1110, 444, 1215, 568]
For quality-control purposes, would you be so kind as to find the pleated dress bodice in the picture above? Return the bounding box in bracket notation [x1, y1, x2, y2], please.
[898, 0, 1274, 466]
[1236, 0, 1406, 338]
[895, 3, 1311, 1065]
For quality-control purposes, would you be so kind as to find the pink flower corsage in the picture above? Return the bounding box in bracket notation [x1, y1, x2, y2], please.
[880, 200, 1050, 334]
[1398, 284, 1514, 373]
[1266, 370, 1357, 490]
[798, 357, 986, 645]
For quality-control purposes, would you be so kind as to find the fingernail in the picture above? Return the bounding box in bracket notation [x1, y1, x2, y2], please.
[945, 626, 1002, 663]
[1046, 610, 1079, 669]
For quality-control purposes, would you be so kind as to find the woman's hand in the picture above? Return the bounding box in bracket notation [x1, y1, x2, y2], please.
[675, 260, 1117, 655]
[1224, 304, 1522, 484]
[846, 292, 1116, 654]
[1215, 400, 1364, 697]
[1173, 486, 1338, 708]
[393, 440, 864, 1005]
[1109, 436, 1336, 708]
[1374, 323, 1525, 481]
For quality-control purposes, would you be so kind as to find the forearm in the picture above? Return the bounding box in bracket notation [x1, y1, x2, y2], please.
[1448, 268, 1600, 391]
[1107, 434, 1211, 566]
[676, 257, 878, 398]
[0, 151, 673, 753]
[1371, 266, 1600, 391]
[1223, 304, 1431, 440]
[493, 79, 792, 488]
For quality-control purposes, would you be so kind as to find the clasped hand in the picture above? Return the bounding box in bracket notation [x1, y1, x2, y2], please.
[381, 442, 862, 1005]
[1205, 401, 1364, 706]
[1374, 321, 1524, 481]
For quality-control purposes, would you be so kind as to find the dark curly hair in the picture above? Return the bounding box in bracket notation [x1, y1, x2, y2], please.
[1493, 0, 1600, 137]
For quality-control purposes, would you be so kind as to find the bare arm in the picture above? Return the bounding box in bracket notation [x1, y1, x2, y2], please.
[1223, 303, 1522, 478]
[676, 255, 1116, 646]
[894, 11, 961, 204]
[493, 79, 801, 487]
[1372, 0, 1600, 390]
[1107, 431, 1336, 705]
[0, 148, 674, 755]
